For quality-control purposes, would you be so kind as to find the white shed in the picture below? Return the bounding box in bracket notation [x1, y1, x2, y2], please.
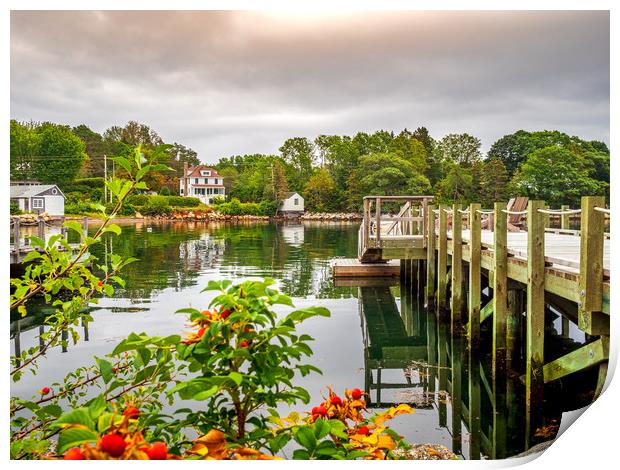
[10, 184, 66, 216]
[279, 192, 304, 214]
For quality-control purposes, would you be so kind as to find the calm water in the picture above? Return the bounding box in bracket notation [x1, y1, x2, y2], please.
[11, 221, 596, 459]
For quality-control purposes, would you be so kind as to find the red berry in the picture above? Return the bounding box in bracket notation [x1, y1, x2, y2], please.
[63, 447, 85, 460]
[122, 406, 139, 418]
[197, 326, 207, 338]
[240, 340, 249, 348]
[351, 388, 363, 400]
[330, 395, 342, 406]
[220, 309, 231, 319]
[40, 387, 51, 395]
[145, 442, 168, 460]
[311, 406, 320, 415]
[112, 367, 118, 374]
[100, 433, 127, 457]
[358, 425, 370, 435]
[316, 404, 328, 416]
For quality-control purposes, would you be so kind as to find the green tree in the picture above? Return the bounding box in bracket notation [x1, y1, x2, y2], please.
[303, 168, 336, 212]
[487, 129, 606, 177]
[436, 133, 482, 165]
[10, 120, 87, 184]
[436, 162, 474, 204]
[388, 129, 429, 173]
[71, 124, 106, 177]
[479, 158, 508, 206]
[279, 137, 315, 190]
[347, 152, 431, 209]
[509, 146, 604, 206]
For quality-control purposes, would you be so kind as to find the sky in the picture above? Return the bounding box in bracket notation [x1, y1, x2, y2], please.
[10, 10, 610, 164]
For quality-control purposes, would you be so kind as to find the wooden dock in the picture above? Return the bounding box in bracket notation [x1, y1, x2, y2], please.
[10, 216, 84, 264]
[335, 194, 610, 452]
[331, 258, 400, 277]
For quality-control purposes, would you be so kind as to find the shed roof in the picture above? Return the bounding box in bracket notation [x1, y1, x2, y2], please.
[10, 184, 64, 199]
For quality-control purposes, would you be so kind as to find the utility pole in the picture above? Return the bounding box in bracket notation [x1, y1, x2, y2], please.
[103, 154, 107, 204]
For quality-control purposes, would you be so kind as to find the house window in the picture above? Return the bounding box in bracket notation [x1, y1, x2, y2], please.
[201, 170, 211, 177]
[32, 198, 44, 209]
[214, 178, 218, 185]
[294, 198, 299, 206]
[51, 188, 58, 195]
[180, 188, 184, 195]
[195, 178, 199, 184]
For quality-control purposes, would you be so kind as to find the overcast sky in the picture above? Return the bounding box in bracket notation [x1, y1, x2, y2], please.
[11, 10, 609, 163]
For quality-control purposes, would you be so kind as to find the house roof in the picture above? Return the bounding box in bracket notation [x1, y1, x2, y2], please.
[10, 184, 65, 199]
[285, 192, 302, 199]
[186, 165, 221, 178]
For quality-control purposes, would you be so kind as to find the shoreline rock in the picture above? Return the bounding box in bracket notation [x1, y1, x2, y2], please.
[300, 212, 363, 221]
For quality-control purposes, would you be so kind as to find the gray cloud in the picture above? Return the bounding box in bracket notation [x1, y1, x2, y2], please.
[11, 10, 609, 162]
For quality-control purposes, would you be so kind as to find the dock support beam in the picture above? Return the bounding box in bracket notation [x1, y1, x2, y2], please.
[468, 203, 481, 350]
[492, 202, 508, 459]
[492, 202, 508, 378]
[437, 205, 448, 316]
[451, 204, 464, 334]
[526, 200, 545, 447]
[578, 196, 608, 336]
[561, 204, 570, 230]
[426, 205, 436, 308]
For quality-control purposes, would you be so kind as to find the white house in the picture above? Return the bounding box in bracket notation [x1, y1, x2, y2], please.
[179, 163, 226, 205]
[10, 183, 66, 216]
[279, 192, 304, 215]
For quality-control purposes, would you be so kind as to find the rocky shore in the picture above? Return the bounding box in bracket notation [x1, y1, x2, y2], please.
[300, 212, 362, 221]
[136, 210, 270, 222]
[15, 211, 363, 225]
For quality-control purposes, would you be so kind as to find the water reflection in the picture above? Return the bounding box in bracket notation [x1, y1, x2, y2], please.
[10, 223, 597, 459]
[355, 274, 599, 459]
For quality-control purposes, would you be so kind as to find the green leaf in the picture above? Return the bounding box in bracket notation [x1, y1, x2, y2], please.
[95, 357, 114, 383]
[292, 449, 310, 460]
[57, 427, 98, 454]
[315, 440, 338, 456]
[328, 419, 348, 439]
[40, 404, 63, 418]
[87, 395, 107, 419]
[53, 408, 95, 430]
[102, 223, 121, 236]
[228, 372, 243, 385]
[294, 426, 317, 451]
[313, 418, 331, 440]
[63, 220, 83, 236]
[112, 156, 133, 175]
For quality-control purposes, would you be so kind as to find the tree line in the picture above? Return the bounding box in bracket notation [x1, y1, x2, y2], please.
[10, 119, 609, 211]
[217, 128, 609, 210]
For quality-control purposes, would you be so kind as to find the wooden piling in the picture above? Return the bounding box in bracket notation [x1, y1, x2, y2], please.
[492, 202, 508, 379]
[37, 218, 45, 240]
[578, 196, 608, 335]
[561, 205, 570, 230]
[451, 204, 464, 333]
[426, 205, 437, 307]
[375, 198, 382, 246]
[468, 203, 481, 349]
[437, 205, 448, 314]
[526, 200, 545, 447]
[13, 217, 20, 251]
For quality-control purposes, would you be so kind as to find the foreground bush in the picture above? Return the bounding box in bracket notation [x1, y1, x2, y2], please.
[17, 279, 421, 460]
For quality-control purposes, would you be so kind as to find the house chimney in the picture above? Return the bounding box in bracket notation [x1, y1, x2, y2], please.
[183, 162, 189, 196]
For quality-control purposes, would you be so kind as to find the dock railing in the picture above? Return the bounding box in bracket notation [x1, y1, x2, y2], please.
[359, 195, 434, 261]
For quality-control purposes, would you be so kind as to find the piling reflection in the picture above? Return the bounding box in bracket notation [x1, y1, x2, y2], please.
[355, 275, 596, 459]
